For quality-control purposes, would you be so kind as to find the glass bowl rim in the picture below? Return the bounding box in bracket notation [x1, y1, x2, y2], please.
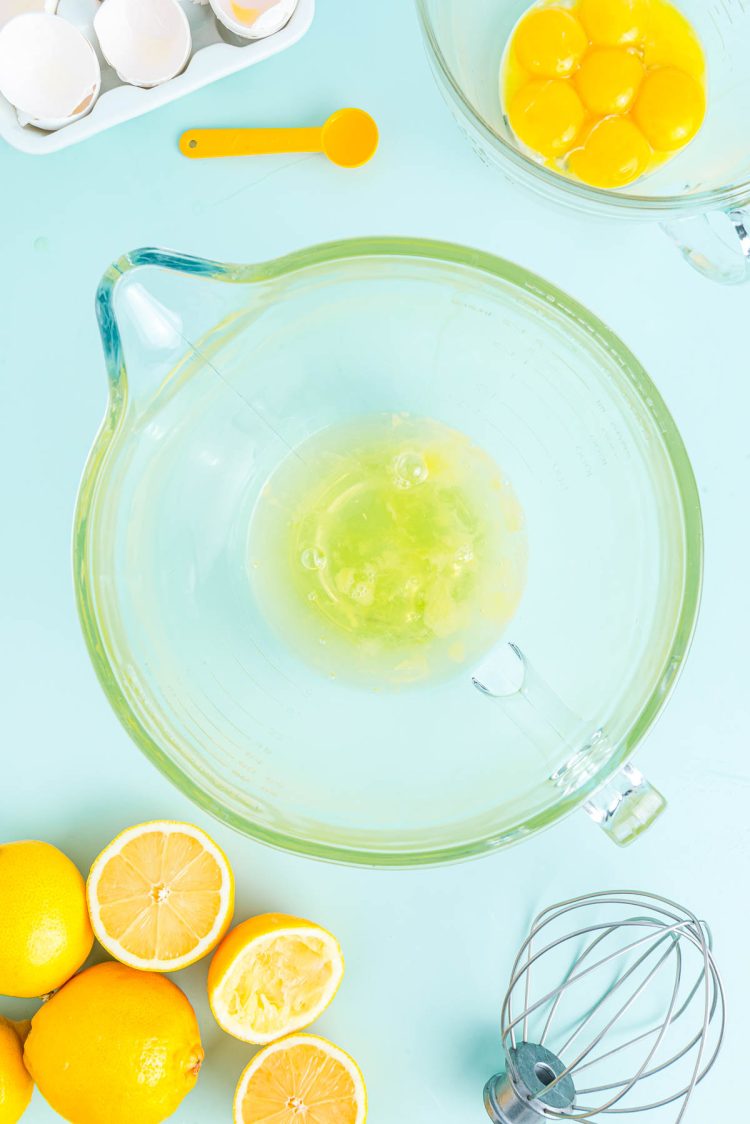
[414, 0, 750, 217]
[75, 236, 703, 867]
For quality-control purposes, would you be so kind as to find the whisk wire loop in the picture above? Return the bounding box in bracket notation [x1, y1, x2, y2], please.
[491, 891, 725, 1123]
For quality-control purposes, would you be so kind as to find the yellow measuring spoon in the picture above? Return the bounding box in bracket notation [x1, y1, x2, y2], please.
[179, 107, 379, 168]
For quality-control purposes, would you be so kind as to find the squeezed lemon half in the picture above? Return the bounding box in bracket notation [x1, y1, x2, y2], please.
[208, 914, 345, 1045]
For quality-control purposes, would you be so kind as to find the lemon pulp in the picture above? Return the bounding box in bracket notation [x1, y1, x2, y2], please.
[502, 0, 706, 189]
[249, 413, 528, 687]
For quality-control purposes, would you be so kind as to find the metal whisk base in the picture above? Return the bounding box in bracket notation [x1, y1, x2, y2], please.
[485, 1042, 576, 1122]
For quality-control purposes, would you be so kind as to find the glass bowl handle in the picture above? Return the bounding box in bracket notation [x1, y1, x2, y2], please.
[583, 763, 666, 846]
[473, 645, 666, 846]
[662, 206, 750, 284]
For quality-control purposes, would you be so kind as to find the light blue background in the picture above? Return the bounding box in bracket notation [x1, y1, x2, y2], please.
[1, 1, 748, 1121]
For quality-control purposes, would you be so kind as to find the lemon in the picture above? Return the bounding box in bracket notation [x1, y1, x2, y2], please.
[24, 961, 203, 1124]
[208, 914, 345, 1044]
[234, 1034, 367, 1124]
[87, 820, 234, 972]
[0, 1017, 32, 1123]
[0, 841, 93, 998]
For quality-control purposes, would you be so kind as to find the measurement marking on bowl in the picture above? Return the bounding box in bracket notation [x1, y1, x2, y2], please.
[208, 669, 285, 741]
[205, 672, 283, 743]
[713, 0, 748, 26]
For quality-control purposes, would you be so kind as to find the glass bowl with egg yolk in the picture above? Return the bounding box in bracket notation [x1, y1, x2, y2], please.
[416, 0, 750, 282]
[502, 0, 707, 189]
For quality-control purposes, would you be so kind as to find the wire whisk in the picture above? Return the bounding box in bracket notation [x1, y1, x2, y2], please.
[484, 891, 725, 1122]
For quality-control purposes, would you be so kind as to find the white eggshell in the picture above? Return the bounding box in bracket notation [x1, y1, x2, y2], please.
[0, 0, 46, 33]
[0, 12, 100, 130]
[94, 0, 191, 89]
[209, 0, 298, 40]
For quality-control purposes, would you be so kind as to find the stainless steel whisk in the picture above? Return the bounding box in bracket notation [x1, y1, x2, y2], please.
[484, 891, 725, 1122]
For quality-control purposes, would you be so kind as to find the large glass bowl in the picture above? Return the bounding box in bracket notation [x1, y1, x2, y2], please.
[75, 239, 702, 866]
[416, 0, 750, 283]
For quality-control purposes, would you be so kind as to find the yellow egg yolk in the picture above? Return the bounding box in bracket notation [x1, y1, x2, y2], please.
[503, 0, 706, 190]
[578, 0, 648, 45]
[633, 66, 706, 150]
[642, 3, 705, 75]
[509, 79, 586, 158]
[513, 7, 589, 78]
[230, 2, 260, 25]
[569, 116, 651, 186]
[575, 47, 644, 115]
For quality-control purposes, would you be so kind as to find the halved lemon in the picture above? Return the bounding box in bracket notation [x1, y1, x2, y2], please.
[87, 821, 234, 972]
[208, 914, 344, 1044]
[233, 1034, 366, 1124]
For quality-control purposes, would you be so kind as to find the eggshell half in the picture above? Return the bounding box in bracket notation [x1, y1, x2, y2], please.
[0, 0, 46, 33]
[94, 0, 192, 88]
[0, 12, 101, 129]
[209, 0, 298, 40]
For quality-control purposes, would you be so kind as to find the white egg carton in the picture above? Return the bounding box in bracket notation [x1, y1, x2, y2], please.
[0, 0, 314, 155]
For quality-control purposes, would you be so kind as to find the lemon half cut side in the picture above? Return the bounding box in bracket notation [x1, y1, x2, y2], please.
[87, 820, 234, 972]
[233, 1034, 366, 1124]
[209, 914, 345, 1045]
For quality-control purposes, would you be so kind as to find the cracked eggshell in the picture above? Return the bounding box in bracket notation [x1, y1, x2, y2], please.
[0, 0, 46, 33]
[94, 0, 192, 89]
[0, 12, 101, 130]
[209, 0, 298, 40]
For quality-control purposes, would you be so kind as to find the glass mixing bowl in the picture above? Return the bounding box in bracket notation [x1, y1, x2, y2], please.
[75, 239, 702, 866]
[416, 0, 750, 283]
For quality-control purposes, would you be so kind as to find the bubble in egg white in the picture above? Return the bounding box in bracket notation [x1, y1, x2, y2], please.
[301, 547, 327, 571]
[393, 451, 429, 489]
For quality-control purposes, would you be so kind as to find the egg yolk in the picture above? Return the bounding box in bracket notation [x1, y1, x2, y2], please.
[578, 0, 647, 46]
[502, 0, 706, 190]
[575, 47, 644, 115]
[509, 79, 586, 158]
[633, 66, 706, 150]
[642, 4, 705, 75]
[230, 2, 261, 25]
[513, 7, 588, 78]
[568, 116, 651, 186]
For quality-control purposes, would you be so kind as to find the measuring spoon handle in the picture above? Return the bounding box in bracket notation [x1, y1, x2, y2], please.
[179, 126, 323, 159]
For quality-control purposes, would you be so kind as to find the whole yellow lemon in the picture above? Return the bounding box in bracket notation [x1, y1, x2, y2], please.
[0, 1017, 33, 1123]
[0, 841, 93, 998]
[24, 961, 203, 1124]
